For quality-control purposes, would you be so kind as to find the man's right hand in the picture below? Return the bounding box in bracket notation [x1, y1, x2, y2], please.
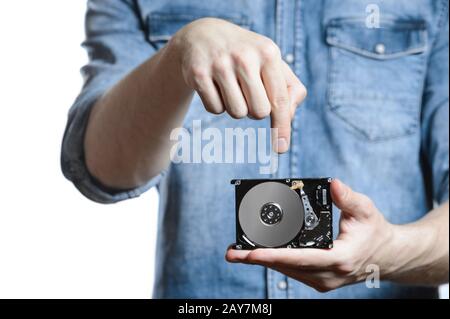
[84, 17, 308, 189]
[170, 18, 307, 153]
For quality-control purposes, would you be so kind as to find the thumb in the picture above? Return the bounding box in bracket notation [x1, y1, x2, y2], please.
[330, 179, 373, 220]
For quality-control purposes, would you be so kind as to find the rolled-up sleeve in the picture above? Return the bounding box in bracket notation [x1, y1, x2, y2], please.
[61, 0, 162, 203]
[421, 6, 449, 205]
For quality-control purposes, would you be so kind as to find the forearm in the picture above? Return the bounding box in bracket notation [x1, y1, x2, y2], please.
[385, 201, 449, 285]
[84, 41, 193, 189]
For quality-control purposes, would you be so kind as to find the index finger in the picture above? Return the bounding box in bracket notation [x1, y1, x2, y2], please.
[261, 61, 291, 153]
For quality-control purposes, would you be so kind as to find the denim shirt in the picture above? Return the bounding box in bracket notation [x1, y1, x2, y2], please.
[61, 0, 449, 298]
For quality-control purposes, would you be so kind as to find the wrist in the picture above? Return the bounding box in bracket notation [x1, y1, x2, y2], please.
[157, 35, 193, 96]
[166, 32, 183, 69]
[166, 31, 194, 91]
[380, 224, 407, 280]
[381, 222, 437, 282]
[372, 221, 398, 280]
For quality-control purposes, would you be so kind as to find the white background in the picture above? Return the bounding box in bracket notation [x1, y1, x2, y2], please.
[0, 1, 447, 299]
[0, 1, 158, 298]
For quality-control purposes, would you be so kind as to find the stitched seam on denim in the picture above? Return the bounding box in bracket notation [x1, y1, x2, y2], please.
[417, 0, 448, 147]
[328, 17, 427, 29]
[147, 13, 251, 41]
[411, 49, 428, 126]
[267, 268, 273, 299]
[437, 175, 450, 204]
[326, 26, 428, 60]
[287, 277, 293, 299]
[290, 0, 303, 178]
[149, 13, 251, 26]
[290, 0, 298, 177]
[437, 0, 449, 29]
[271, 0, 284, 180]
[327, 41, 427, 60]
[276, 0, 284, 53]
[327, 44, 338, 112]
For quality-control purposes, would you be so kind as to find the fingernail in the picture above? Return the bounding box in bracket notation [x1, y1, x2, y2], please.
[276, 138, 288, 153]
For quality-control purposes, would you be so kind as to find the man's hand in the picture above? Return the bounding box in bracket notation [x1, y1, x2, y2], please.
[171, 18, 307, 153]
[85, 17, 306, 188]
[226, 179, 449, 292]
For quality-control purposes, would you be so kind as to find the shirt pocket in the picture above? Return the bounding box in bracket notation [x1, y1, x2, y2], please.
[325, 18, 428, 141]
[145, 12, 253, 131]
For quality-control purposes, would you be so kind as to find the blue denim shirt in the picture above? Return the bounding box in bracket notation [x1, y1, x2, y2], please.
[61, 0, 449, 298]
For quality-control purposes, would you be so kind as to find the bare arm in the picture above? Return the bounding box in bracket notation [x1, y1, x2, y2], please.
[84, 43, 192, 189]
[386, 201, 449, 285]
[84, 18, 306, 189]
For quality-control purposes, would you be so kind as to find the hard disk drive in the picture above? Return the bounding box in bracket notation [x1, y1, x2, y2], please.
[231, 178, 333, 249]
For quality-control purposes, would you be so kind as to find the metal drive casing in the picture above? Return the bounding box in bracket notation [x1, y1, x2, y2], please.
[231, 178, 333, 249]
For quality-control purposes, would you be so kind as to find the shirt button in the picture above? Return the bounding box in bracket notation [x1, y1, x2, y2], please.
[374, 43, 386, 55]
[284, 53, 295, 64]
[277, 280, 288, 290]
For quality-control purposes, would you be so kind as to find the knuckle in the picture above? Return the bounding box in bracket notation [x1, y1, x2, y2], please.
[329, 250, 350, 272]
[189, 66, 209, 89]
[232, 51, 259, 78]
[204, 103, 224, 115]
[334, 261, 355, 275]
[229, 107, 248, 119]
[212, 56, 231, 76]
[190, 64, 208, 80]
[273, 125, 291, 138]
[360, 195, 375, 212]
[231, 49, 254, 68]
[297, 83, 308, 100]
[294, 259, 308, 268]
[272, 95, 290, 110]
[341, 186, 351, 204]
[259, 38, 281, 60]
[360, 195, 375, 217]
[250, 105, 271, 119]
[247, 249, 265, 264]
[291, 84, 307, 105]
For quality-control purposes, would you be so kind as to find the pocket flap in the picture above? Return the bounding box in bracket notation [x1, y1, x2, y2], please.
[326, 18, 428, 60]
[147, 12, 251, 42]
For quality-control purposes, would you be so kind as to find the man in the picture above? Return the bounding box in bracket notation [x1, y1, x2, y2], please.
[62, 0, 449, 298]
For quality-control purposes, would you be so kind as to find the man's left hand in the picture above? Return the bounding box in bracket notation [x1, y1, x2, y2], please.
[226, 179, 398, 292]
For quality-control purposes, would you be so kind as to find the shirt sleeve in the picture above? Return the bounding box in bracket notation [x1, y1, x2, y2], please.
[421, 5, 449, 205]
[61, 0, 163, 204]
